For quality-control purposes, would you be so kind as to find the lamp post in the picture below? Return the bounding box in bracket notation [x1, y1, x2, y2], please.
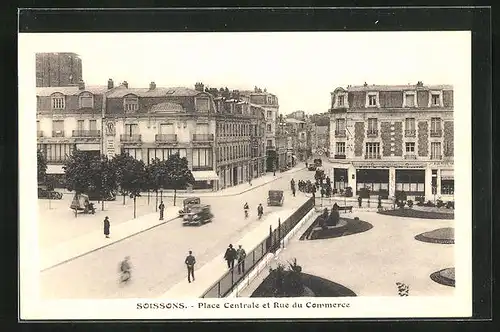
[340, 176, 346, 209]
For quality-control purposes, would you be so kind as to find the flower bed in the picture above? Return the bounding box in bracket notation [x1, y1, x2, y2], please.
[377, 208, 454, 220]
[251, 272, 357, 297]
[300, 215, 373, 240]
[415, 227, 454, 244]
[430, 267, 455, 287]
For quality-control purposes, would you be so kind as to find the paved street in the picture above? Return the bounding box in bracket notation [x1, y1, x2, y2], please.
[238, 210, 454, 297]
[40, 167, 312, 299]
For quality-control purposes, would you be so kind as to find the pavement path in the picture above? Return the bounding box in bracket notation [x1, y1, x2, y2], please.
[39, 167, 311, 299]
[238, 211, 455, 297]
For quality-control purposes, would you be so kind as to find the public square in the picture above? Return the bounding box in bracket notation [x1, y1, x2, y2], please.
[39, 166, 310, 299]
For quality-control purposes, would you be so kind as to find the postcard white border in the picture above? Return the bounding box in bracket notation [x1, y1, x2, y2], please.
[19, 31, 472, 320]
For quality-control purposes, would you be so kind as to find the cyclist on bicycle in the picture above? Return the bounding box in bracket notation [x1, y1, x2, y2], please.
[119, 256, 131, 283]
[244, 202, 249, 218]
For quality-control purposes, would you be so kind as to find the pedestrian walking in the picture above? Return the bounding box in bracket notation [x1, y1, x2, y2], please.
[158, 201, 165, 220]
[103, 216, 110, 238]
[292, 186, 296, 197]
[236, 245, 247, 274]
[185, 250, 196, 283]
[358, 196, 362, 208]
[224, 244, 237, 269]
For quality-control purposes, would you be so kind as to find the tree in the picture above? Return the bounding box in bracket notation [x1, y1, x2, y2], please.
[37, 149, 47, 184]
[89, 155, 118, 211]
[164, 153, 195, 206]
[116, 156, 146, 218]
[63, 149, 97, 194]
[148, 158, 170, 210]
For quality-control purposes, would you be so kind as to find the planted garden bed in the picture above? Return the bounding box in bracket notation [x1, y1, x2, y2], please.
[415, 227, 454, 244]
[377, 208, 454, 220]
[430, 267, 455, 287]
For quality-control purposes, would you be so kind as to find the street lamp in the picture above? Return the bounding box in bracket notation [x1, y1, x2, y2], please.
[340, 176, 346, 209]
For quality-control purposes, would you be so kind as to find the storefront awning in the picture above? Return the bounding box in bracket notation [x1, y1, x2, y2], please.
[47, 164, 65, 174]
[76, 143, 101, 151]
[441, 170, 454, 180]
[192, 171, 219, 181]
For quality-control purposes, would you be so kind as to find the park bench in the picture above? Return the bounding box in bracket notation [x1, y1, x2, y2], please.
[337, 206, 353, 213]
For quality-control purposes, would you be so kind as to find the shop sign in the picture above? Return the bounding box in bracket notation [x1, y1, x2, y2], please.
[352, 161, 426, 169]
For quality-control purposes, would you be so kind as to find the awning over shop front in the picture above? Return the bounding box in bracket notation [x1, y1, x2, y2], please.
[441, 170, 454, 180]
[76, 143, 101, 151]
[47, 164, 65, 174]
[192, 171, 219, 181]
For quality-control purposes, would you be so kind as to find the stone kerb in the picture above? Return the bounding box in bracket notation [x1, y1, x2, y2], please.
[228, 209, 318, 298]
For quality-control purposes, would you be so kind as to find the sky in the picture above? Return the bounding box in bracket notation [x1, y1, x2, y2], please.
[20, 32, 469, 114]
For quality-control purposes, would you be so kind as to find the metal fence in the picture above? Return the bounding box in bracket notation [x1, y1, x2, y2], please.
[201, 197, 315, 298]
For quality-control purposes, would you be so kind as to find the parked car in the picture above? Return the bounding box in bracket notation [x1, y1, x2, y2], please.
[182, 204, 214, 226]
[87, 191, 117, 201]
[38, 186, 63, 200]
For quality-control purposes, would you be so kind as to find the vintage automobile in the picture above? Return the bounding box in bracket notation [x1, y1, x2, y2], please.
[37, 186, 63, 200]
[182, 204, 214, 226]
[70, 193, 96, 214]
[267, 190, 284, 206]
[178, 197, 201, 217]
[87, 190, 117, 201]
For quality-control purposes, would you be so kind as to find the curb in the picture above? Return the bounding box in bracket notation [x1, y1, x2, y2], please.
[41, 213, 179, 272]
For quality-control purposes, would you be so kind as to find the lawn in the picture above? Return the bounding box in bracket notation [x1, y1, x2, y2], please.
[415, 227, 454, 244]
[430, 268, 455, 287]
[378, 208, 454, 220]
[300, 215, 373, 240]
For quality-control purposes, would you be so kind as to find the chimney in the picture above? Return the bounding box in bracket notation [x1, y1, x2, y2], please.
[78, 80, 85, 90]
[149, 81, 156, 90]
[417, 81, 424, 87]
[122, 81, 128, 88]
[364, 82, 368, 87]
[195, 82, 204, 92]
[108, 78, 114, 89]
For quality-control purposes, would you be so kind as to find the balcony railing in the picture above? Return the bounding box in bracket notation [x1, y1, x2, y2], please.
[367, 130, 378, 137]
[120, 134, 142, 142]
[72, 130, 101, 137]
[365, 154, 381, 159]
[335, 130, 346, 137]
[192, 134, 214, 142]
[405, 129, 416, 137]
[37, 131, 44, 137]
[192, 165, 213, 171]
[404, 154, 417, 160]
[52, 130, 65, 137]
[155, 134, 177, 142]
[431, 154, 442, 160]
[334, 154, 346, 159]
[430, 129, 442, 137]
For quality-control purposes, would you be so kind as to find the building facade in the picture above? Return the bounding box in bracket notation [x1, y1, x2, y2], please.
[36, 82, 107, 184]
[313, 125, 329, 156]
[329, 82, 454, 201]
[36, 53, 83, 87]
[102, 80, 220, 190]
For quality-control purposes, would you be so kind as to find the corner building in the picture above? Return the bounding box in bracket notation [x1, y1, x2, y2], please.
[328, 82, 454, 201]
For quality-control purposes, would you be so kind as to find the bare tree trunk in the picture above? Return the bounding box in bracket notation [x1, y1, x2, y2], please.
[155, 191, 158, 212]
[173, 189, 177, 206]
[147, 190, 150, 205]
[134, 196, 136, 219]
[160, 190, 163, 202]
[123, 193, 126, 205]
[102, 200, 104, 211]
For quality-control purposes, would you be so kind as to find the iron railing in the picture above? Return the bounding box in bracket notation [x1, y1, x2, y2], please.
[52, 130, 65, 137]
[72, 130, 101, 137]
[404, 154, 417, 159]
[430, 129, 442, 137]
[193, 134, 214, 141]
[367, 130, 378, 137]
[405, 129, 416, 137]
[120, 134, 142, 142]
[335, 130, 346, 137]
[155, 134, 177, 142]
[201, 197, 315, 298]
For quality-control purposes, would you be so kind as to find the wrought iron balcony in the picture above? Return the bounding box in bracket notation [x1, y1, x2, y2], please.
[192, 134, 214, 142]
[72, 130, 101, 137]
[52, 130, 65, 137]
[155, 134, 177, 142]
[120, 134, 142, 142]
[364, 154, 381, 159]
[366, 130, 378, 137]
[192, 165, 213, 171]
[431, 154, 442, 160]
[404, 154, 417, 160]
[37, 131, 44, 137]
[334, 154, 346, 159]
[430, 129, 442, 137]
[335, 130, 346, 137]
[405, 129, 416, 137]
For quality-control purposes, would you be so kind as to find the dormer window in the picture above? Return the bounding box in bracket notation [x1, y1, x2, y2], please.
[195, 97, 210, 112]
[431, 94, 440, 106]
[51, 93, 65, 110]
[368, 95, 377, 106]
[428, 90, 443, 107]
[124, 95, 139, 112]
[403, 91, 417, 108]
[79, 92, 94, 108]
[338, 95, 345, 107]
[365, 91, 380, 108]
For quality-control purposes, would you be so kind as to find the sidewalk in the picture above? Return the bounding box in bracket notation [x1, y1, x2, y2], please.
[152, 166, 306, 198]
[158, 206, 304, 299]
[40, 206, 179, 271]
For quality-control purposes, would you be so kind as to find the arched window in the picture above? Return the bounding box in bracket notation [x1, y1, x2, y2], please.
[123, 95, 139, 112]
[79, 92, 94, 108]
[51, 92, 65, 110]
